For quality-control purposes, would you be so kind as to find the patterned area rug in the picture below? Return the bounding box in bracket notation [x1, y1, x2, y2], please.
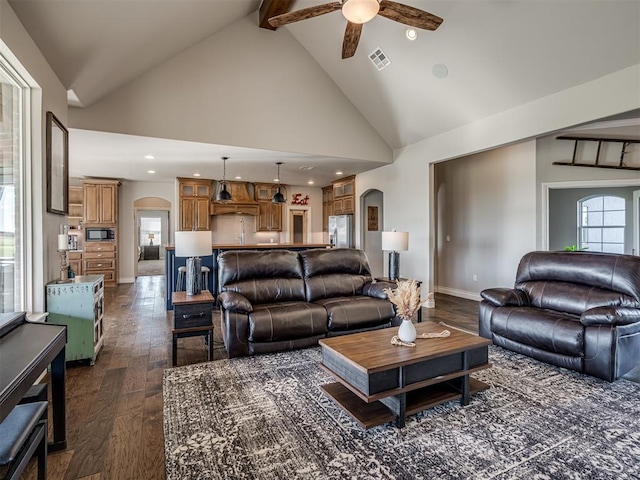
[163, 346, 640, 479]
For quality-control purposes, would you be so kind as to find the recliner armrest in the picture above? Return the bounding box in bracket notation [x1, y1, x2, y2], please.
[480, 288, 529, 307]
[218, 291, 253, 313]
[363, 281, 395, 299]
[580, 306, 640, 327]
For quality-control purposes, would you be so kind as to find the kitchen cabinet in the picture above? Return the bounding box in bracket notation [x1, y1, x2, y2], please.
[68, 186, 83, 229]
[46, 275, 104, 364]
[332, 175, 355, 215]
[178, 178, 211, 231]
[84, 243, 117, 286]
[254, 183, 285, 232]
[83, 180, 119, 225]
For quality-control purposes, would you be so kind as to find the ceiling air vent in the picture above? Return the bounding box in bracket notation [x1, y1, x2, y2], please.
[369, 47, 391, 71]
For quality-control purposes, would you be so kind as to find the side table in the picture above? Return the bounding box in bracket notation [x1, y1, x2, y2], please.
[171, 290, 214, 366]
[376, 277, 423, 323]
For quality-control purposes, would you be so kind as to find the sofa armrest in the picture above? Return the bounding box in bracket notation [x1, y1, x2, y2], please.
[363, 281, 395, 299]
[218, 291, 253, 313]
[480, 288, 529, 307]
[580, 306, 640, 327]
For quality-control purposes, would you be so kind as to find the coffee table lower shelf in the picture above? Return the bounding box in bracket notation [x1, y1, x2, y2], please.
[320, 378, 489, 429]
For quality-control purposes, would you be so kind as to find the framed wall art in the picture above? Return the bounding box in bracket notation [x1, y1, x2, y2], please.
[367, 206, 378, 231]
[46, 111, 69, 215]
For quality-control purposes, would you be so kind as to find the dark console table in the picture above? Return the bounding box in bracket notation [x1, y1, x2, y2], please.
[142, 245, 160, 260]
[0, 311, 67, 451]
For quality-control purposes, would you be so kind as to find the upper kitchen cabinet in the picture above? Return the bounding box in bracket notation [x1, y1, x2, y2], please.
[178, 178, 212, 231]
[254, 183, 286, 232]
[331, 175, 355, 215]
[83, 180, 119, 226]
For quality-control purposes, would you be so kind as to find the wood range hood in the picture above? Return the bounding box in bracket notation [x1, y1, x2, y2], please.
[210, 180, 260, 216]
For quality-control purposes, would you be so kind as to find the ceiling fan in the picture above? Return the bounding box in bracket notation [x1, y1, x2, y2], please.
[269, 0, 443, 59]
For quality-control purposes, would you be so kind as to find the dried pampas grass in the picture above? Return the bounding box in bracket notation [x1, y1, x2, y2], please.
[383, 279, 422, 321]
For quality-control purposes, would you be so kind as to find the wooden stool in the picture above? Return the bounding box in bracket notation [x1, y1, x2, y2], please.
[0, 401, 48, 480]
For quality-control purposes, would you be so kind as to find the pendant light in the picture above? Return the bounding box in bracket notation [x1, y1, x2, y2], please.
[271, 162, 286, 204]
[217, 156, 232, 202]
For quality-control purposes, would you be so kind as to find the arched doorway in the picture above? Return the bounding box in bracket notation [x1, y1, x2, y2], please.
[361, 189, 384, 277]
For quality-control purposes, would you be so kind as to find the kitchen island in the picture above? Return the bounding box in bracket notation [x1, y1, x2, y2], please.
[164, 244, 331, 310]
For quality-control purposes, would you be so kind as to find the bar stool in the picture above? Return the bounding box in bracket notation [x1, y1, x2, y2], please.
[176, 265, 210, 292]
[0, 401, 48, 480]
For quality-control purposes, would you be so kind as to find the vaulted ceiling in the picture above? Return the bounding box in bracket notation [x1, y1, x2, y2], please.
[8, 0, 640, 184]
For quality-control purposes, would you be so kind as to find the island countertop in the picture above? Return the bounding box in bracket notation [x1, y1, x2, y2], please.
[165, 243, 332, 250]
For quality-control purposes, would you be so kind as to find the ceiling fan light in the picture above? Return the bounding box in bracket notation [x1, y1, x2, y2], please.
[342, 0, 379, 24]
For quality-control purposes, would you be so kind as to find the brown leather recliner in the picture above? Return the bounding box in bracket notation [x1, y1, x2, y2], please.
[479, 251, 640, 381]
[218, 248, 396, 358]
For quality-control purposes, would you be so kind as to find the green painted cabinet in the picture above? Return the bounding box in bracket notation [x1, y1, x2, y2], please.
[46, 275, 104, 364]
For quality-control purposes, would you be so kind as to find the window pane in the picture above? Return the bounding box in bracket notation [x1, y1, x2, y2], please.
[585, 228, 602, 243]
[603, 196, 625, 210]
[582, 197, 603, 210]
[602, 228, 624, 243]
[586, 211, 603, 227]
[602, 243, 624, 254]
[582, 242, 602, 252]
[603, 210, 625, 226]
[0, 68, 23, 313]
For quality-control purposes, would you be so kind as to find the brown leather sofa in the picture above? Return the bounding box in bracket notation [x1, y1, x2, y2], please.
[217, 248, 397, 358]
[479, 251, 640, 381]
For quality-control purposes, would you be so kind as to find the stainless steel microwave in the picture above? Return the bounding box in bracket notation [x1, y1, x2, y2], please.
[85, 227, 115, 242]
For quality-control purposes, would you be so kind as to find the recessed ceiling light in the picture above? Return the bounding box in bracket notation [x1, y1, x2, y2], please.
[336, 171, 343, 175]
[308, 180, 315, 185]
[147, 170, 155, 174]
[193, 173, 201, 177]
[406, 28, 417, 40]
[273, 178, 279, 182]
[432, 63, 449, 79]
[144, 155, 154, 160]
[235, 176, 242, 180]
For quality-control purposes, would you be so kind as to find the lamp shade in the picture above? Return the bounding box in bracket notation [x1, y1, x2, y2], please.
[381, 231, 409, 251]
[175, 231, 212, 258]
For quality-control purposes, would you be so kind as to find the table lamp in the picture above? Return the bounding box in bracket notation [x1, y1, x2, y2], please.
[381, 230, 409, 281]
[148, 233, 154, 246]
[175, 231, 212, 295]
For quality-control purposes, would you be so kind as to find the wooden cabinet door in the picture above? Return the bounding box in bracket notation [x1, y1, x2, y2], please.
[180, 197, 196, 231]
[270, 203, 282, 231]
[99, 183, 117, 224]
[195, 197, 210, 231]
[84, 183, 100, 224]
[256, 202, 270, 231]
[333, 198, 343, 215]
[342, 196, 354, 214]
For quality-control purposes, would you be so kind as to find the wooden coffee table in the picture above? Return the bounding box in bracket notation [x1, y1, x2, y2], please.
[318, 322, 492, 429]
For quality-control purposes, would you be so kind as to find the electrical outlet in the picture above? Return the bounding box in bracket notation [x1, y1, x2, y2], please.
[472, 274, 478, 281]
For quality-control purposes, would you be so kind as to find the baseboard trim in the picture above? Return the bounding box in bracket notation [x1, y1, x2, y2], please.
[436, 286, 482, 302]
[119, 277, 135, 284]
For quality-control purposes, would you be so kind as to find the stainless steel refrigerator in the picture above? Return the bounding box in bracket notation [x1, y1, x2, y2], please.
[328, 215, 354, 248]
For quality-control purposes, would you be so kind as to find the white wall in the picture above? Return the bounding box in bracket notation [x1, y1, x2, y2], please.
[68, 14, 392, 164]
[356, 65, 639, 297]
[434, 141, 537, 298]
[1, 0, 68, 312]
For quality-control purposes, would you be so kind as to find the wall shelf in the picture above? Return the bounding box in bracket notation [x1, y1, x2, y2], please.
[553, 136, 640, 171]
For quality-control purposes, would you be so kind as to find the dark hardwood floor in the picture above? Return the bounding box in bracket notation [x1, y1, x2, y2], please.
[21, 276, 638, 479]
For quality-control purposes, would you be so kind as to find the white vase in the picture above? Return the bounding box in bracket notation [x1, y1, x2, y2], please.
[398, 318, 417, 342]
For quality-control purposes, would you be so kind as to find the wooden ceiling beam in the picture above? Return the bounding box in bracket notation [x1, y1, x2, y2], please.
[259, 0, 295, 30]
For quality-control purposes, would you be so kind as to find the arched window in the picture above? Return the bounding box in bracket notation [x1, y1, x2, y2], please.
[578, 195, 625, 254]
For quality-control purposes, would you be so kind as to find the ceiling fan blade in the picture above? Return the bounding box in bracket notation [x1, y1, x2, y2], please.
[342, 21, 363, 59]
[269, 1, 342, 28]
[378, 0, 443, 30]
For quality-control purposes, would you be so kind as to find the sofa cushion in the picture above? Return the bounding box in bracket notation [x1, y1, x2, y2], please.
[314, 296, 396, 332]
[248, 302, 328, 342]
[516, 281, 634, 316]
[490, 306, 584, 356]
